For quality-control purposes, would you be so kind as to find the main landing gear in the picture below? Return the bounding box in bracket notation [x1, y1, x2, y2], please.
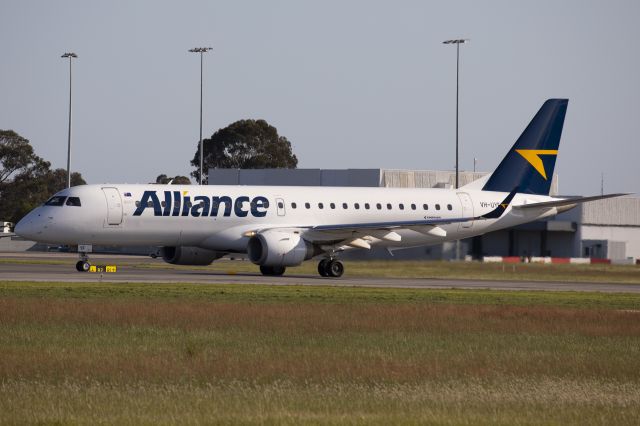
[75, 252, 91, 272]
[258, 260, 344, 278]
[318, 258, 344, 278]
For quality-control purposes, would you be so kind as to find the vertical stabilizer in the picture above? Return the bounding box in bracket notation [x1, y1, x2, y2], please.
[482, 99, 568, 195]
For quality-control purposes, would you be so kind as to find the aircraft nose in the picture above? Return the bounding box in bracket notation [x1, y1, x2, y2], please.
[14, 217, 28, 238]
[14, 215, 36, 239]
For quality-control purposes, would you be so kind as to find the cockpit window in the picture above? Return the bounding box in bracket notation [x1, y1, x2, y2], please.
[44, 196, 67, 206]
[66, 197, 81, 207]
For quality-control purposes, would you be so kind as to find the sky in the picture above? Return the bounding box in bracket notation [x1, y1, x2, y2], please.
[1, 0, 639, 195]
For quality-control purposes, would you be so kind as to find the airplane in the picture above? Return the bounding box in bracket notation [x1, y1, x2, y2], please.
[14, 99, 626, 277]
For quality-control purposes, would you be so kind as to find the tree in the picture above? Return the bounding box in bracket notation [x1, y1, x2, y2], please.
[46, 169, 86, 194]
[155, 174, 192, 185]
[0, 130, 86, 224]
[191, 119, 298, 183]
[0, 130, 46, 185]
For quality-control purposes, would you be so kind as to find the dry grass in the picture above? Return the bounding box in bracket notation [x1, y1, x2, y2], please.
[3, 379, 640, 425]
[2, 286, 640, 423]
[2, 298, 640, 383]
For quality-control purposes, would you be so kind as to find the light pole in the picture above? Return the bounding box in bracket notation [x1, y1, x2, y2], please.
[189, 47, 213, 185]
[61, 52, 77, 188]
[442, 39, 468, 189]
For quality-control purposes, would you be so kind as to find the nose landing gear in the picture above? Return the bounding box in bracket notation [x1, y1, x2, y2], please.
[75, 260, 91, 272]
[75, 252, 91, 272]
[318, 258, 344, 278]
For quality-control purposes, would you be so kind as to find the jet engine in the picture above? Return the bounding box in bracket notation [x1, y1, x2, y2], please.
[160, 246, 224, 265]
[247, 230, 319, 267]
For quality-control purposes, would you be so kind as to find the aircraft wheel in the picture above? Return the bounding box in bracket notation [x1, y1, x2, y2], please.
[76, 260, 90, 272]
[260, 265, 286, 276]
[327, 260, 344, 278]
[318, 259, 330, 277]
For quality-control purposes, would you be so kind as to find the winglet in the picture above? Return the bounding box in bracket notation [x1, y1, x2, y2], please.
[481, 188, 518, 219]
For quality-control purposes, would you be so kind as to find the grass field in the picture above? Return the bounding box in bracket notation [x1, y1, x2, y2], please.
[1, 281, 640, 424]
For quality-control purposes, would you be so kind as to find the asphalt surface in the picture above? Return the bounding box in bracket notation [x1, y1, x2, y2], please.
[1, 252, 639, 293]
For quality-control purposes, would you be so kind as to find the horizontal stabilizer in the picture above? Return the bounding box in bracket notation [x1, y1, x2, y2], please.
[513, 193, 630, 210]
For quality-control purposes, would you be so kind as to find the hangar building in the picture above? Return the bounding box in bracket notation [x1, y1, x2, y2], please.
[208, 168, 638, 262]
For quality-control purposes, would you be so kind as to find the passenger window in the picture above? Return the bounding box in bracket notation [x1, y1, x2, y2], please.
[342, 203, 348, 209]
[365, 203, 370, 209]
[387, 203, 392, 210]
[376, 203, 382, 210]
[399, 203, 404, 210]
[330, 203, 336, 209]
[354, 203, 360, 209]
[318, 203, 324, 209]
[161, 201, 167, 208]
[291, 202, 297, 209]
[447, 204, 453, 210]
[305, 202, 310, 209]
[423, 204, 428, 210]
[411, 204, 416, 210]
[278, 201, 284, 209]
[44, 196, 66, 206]
[147, 201, 153, 207]
[436, 204, 441, 210]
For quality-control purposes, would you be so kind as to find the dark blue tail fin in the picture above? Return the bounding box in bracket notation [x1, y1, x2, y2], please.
[482, 99, 568, 195]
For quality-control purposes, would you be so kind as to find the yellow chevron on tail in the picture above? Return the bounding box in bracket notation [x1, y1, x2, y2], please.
[515, 149, 558, 180]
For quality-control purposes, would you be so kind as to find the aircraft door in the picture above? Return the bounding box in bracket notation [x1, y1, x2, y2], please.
[457, 192, 474, 229]
[102, 187, 123, 225]
[276, 198, 286, 216]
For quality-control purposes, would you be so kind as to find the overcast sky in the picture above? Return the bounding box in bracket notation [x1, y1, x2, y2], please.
[1, 0, 638, 195]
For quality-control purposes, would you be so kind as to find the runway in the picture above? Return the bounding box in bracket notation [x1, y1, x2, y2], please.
[1, 252, 639, 293]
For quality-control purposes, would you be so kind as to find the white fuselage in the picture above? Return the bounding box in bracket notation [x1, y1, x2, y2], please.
[16, 184, 559, 253]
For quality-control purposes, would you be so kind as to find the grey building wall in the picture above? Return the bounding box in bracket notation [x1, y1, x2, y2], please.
[209, 168, 559, 195]
[208, 168, 383, 187]
[580, 227, 640, 259]
[581, 197, 640, 226]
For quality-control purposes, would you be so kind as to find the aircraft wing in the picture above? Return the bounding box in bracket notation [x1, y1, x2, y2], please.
[512, 193, 630, 210]
[312, 216, 475, 232]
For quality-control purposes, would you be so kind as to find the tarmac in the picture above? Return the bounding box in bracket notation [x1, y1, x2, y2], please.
[1, 252, 639, 293]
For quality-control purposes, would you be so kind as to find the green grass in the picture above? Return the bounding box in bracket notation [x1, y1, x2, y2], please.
[2, 280, 640, 309]
[1, 282, 640, 424]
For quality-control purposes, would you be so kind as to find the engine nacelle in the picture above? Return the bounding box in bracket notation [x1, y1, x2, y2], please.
[247, 230, 318, 267]
[160, 246, 224, 265]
